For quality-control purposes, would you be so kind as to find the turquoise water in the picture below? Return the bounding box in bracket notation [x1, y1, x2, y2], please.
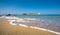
[16, 16, 60, 26]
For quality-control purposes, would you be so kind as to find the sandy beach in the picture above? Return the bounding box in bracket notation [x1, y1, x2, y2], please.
[0, 18, 58, 35]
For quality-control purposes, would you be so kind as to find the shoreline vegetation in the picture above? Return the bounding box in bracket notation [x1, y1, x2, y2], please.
[0, 14, 60, 16]
[0, 16, 60, 35]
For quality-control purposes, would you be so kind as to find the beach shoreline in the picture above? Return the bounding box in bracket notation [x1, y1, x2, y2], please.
[8, 20, 60, 35]
[0, 16, 60, 35]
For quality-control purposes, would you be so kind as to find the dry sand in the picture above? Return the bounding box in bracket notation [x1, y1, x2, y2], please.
[0, 20, 58, 35]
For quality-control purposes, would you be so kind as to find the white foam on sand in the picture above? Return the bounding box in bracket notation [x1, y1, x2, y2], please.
[1, 16, 19, 20]
[9, 20, 17, 25]
[8, 19, 28, 27]
[30, 26, 60, 35]
[25, 18, 37, 20]
[19, 24, 28, 27]
[6, 17, 19, 20]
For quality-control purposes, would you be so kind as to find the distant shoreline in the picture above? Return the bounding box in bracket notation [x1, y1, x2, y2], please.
[0, 14, 60, 16]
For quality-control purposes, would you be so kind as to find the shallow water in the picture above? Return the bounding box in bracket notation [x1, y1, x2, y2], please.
[15, 16, 60, 32]
[16, 16, 60, 26]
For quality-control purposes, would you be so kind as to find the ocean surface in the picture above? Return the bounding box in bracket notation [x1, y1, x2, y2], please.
[16, 15, 60, 26]
[16, 15, 60, 33]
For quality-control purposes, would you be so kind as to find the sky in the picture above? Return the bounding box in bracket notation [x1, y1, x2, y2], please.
[0, 0, 60, 14]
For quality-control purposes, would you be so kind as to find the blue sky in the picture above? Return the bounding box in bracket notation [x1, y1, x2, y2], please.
[0, 0, 60, 14]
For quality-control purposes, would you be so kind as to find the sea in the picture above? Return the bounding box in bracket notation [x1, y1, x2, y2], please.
[0, 15, 60, 33]
[16, 15, 60, 26]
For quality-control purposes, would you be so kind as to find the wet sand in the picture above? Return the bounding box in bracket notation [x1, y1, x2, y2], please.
[0, 20, 58, 35]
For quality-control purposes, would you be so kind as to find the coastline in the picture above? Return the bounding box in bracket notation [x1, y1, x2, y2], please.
[0, 16, 60, 35]
[8, 20, 60, 35]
